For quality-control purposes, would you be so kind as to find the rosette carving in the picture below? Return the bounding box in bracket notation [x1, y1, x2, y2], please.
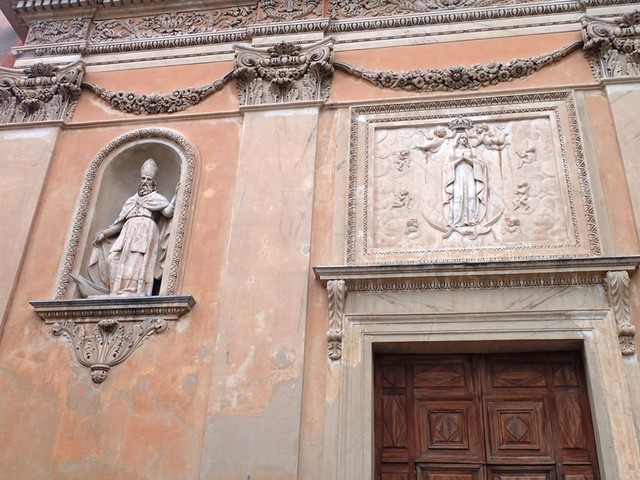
[582, 10, 640, 79]
[327, 279, 347, 361]
[234, 37, 334, 106]
[606, 271, 636, 356]
[82, 71, 234, 115]
[334, 41, 581, 92]
[0, 60, 84, 124]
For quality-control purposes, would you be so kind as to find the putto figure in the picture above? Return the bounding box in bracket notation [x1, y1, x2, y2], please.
[83, 159, 177, 296]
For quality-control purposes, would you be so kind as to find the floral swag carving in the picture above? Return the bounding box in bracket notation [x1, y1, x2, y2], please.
[582, 10, 640, 79]
[0, 60, 84, 124]
[334, 41, 582, 92]
[234, 37, 334, 106]
[82, 71, 235, 115]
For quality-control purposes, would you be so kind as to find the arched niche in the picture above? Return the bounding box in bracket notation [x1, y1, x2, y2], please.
[57, 128, 196, 299]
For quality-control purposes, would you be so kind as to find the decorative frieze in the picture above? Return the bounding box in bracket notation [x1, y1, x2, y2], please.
[257, 0, 323, 22]
[329, 0, 520, 19]
[605, 271, 636, 356]
[234, 37, 334, 106]
[335, 41, 582, 93]
[582, 10, 640, 79]
[31, 295, 195, 383]
[26, 17, 89, 44]
[0, 60, 84, 124]
[327, 280, 347, 361]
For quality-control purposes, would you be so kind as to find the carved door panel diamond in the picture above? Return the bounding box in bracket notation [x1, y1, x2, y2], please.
[375, 353, 599, 480]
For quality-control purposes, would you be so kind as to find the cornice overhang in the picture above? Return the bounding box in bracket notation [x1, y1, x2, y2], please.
[314, 255, 640, 287]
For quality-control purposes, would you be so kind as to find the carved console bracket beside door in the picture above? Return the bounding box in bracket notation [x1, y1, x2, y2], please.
[0, 60, 84, 124]
[315, 256, 640, 361]
[582, 10, 640, 80]
[234, 37, 334, 107]
[30, 295, 195, 383]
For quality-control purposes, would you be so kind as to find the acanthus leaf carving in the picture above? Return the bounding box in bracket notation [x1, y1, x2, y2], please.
[605, 271, 636, 356]
[327, 279, 347, 361]
[334, 41, 582, 92]
[31, 295, 195, 383]
[26, 17, 89, 45]
[82, 71, 234, 115]
[0, 60, 84, 124]
[582, 10, 640, 80]
[51, 318, 167, 383]
[257, 0, 323, 22]
[329, 0, 538, 18]
[234, 37, 334, 106]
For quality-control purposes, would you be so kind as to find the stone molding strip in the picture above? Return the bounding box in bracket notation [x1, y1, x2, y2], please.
[334, 40, 583, 92]
[31, 295, 195, 383]
[315, 256, 640, 359]
[82, 70, 235, 115]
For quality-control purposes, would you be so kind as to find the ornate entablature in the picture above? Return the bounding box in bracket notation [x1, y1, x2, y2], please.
[582, 10, 640, 79]
[347, 92, 600, 265]
[0, 60, 83, 124]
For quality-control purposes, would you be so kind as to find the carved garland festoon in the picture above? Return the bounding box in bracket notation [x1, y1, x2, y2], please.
[31, 296, 195, 383]
[0, 60, 84, 124]
[605, 271, 636, 356]
[582, 10, 640, 79]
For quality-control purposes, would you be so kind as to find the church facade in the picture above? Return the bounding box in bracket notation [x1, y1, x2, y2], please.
[1, 0, 640, 478]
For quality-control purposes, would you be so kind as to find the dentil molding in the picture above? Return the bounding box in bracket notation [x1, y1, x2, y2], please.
[31, 295, 195, 383]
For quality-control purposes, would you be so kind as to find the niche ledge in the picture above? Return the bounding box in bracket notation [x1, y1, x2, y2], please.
[30, 295, 195, 383]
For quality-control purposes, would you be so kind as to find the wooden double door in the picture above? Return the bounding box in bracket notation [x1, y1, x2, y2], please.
[375, 352, 600, 480]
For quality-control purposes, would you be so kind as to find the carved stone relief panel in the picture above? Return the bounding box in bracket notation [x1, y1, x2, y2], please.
[347, 92, 600, 264]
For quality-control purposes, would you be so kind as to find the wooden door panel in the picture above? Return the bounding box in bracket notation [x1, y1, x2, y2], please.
[413, 355, 477, 396]
[417, 463, 484, 480]
[489, 363, 547, 390]
[414, 399, 484, 463]
[560, 464, 597, 480]
[487, 465, 556, 480]
[485, 400, 554, 463]
[382, 393, 409, 462]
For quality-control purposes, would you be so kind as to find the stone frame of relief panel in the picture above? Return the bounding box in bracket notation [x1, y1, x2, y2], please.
[346, 91, 600, 264]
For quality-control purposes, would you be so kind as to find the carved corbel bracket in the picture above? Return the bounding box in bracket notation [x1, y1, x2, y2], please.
[30, 295, 195, 383]
[582, 11, 640, 80]
[326, 279, 347, 361]
[234, 37, 334, 106]
[605, 271, 636, 356]
[0, 60, 84, 124]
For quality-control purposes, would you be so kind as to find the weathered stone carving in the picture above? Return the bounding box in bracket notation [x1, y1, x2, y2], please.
[257, 0, 323, 22]
[327, 279, 347, 361]
[329, 0, 536, 18]
[31, 295, 195, 383]
[82, 72, 233, 115]
[26, 17, 89, 44]
[335, 41, 581, 92]
[606, 271, 636, 356]
[0, 60, 84, 124]
[234, 38, 334, 106]
[57, 129, 195, 300]
[582, 10, 640, 79]
[73, 159, 177, 297]
[90, 6, 256, 44]
[348, 93, 601, 264]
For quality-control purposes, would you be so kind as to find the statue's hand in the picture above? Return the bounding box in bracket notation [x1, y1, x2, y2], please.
[94, 231, 106, 245]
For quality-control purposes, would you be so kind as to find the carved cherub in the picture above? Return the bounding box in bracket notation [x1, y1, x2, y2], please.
[502, 217, 521, 234]
[515, 142, 537, 168]
[414, 126, 453, 180]
[392, 149, 412, 171]
[513, 181, 531, 211]
[405, 218, 419, 235]
[470, 123, 509, 151]
[392, 189, 413, 209]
